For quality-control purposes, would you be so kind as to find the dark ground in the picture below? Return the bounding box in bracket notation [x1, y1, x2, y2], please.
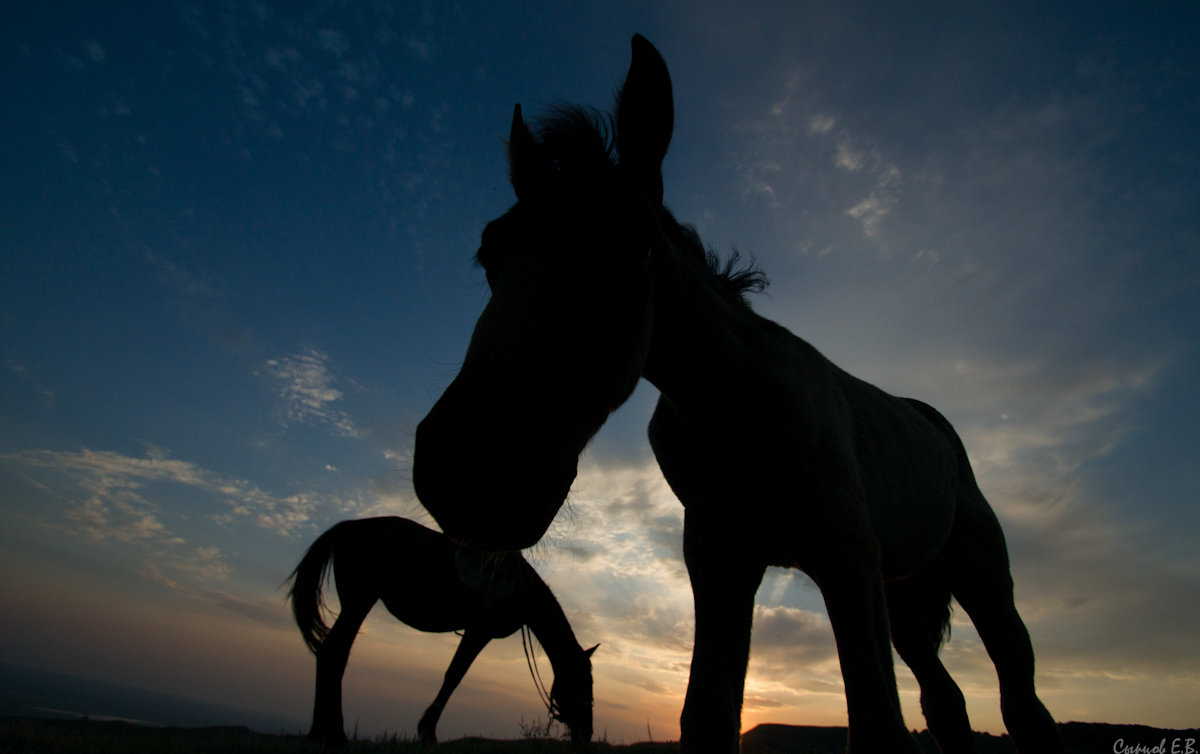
[741, 722, 1199, 753]
[2, 718, 1197, 754]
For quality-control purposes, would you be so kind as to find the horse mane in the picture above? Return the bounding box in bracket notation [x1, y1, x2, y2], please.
[529, 105, 770, 306]
[669, 222, 769, 306]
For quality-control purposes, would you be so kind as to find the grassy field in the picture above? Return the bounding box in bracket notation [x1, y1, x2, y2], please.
[0, 718, 679, 754]
[2, 717, 1196, 753]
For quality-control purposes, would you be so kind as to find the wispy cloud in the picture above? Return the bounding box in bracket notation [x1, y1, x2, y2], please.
[316, 28, 349, 58]
[808, 114, 836, 135]
[265, 349, 364, 439]
[2, 447, 325, 539]
[83, 40, 105, 63]
[141, 562, 288, 630]
[529, 459, 694, 725]
[6, 359, 57, 408]
[0, 443, 373, 633]
[732, 72, 904, 254]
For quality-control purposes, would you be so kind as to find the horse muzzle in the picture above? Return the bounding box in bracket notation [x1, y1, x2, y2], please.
[413, 408, 577, 551]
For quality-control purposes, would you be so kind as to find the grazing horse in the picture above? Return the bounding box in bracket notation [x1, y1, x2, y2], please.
[412, 35, 1065, 754]
[288, 516, 596, 745]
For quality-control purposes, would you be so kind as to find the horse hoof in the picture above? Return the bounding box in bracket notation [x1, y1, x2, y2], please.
[417, 720, 438, 748]
[307, 729, 349, 748]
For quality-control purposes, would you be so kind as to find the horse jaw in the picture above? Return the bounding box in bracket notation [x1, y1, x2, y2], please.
[413, 407, 580, 551]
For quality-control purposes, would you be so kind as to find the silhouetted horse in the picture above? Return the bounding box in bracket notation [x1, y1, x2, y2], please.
[288, 516, 595, 746]
[413, 35, 1064, 754]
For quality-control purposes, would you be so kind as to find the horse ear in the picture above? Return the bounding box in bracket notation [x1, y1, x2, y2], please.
[508, 103, 553, 201]
[616, 34, 674, 203]
[584, 643, 599, 658]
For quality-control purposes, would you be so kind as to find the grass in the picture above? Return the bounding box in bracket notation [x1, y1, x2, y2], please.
[4, 717, 1196, 753]
[0, 717, 680, 754]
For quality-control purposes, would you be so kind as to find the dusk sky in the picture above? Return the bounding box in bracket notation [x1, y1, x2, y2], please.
[2, 0, 1198, 742]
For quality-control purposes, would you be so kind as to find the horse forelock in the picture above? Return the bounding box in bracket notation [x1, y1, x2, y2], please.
[533, 105, 616, 183]
[520, 103, 768, 307]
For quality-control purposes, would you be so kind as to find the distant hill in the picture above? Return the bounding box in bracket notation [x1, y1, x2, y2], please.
[741, 722, 1200, 753]
[0, 661, 305, 733]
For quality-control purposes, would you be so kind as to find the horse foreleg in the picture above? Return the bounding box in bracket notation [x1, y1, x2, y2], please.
[679, 517, 765, 754]
[309, 602, 372, 745]
[417, 626, 492, 747]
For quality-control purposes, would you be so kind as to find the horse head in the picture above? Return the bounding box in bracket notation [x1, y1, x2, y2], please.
[550, 643, 598, 744]
[414, 35, 674, 549]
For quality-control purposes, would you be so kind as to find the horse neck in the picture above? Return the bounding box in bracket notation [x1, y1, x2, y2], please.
[521, 570, 585, 674]
[642, 244, 775, 413]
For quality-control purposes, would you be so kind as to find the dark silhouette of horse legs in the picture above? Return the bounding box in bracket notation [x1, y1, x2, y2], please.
[310, 593, 493, 748]
[308, 597, 372, 744]
[879, 482, 1062, 754]
[947, 491, 1062, 753]
[887, 576, 978, 753]
[416, 627, 489, 745]
[802, 515, 922, 753]
[290, 517, 595, 747]
[678, 517, 766, 753]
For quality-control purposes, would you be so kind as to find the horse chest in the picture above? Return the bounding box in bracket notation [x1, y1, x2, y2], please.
[650, 401, 846, 516]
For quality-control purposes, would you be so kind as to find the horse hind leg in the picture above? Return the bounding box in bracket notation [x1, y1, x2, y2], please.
[309, 599, 374, 745]
[886, 574, 978, 754]
[955, 589, 1063, 753]
[948, 495, 1065, 753]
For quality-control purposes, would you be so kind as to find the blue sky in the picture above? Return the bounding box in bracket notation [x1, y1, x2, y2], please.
[2, 0, 1198, 741]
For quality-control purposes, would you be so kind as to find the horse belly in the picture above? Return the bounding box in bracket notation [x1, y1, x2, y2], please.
[380, 582, 475, 634]
[650, 392, 957, 575]
[857, 439, 958, 579]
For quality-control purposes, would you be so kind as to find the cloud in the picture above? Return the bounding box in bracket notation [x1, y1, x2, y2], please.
[405, 33, 434, 61]
[263, 45, 301, 72]
[6, 359, 57, 408]
[141, 562, 288, 630]
[732, 74, 905, 253]
[808, 114, 836, 135]
[528, 460, 694, 673]
[636, 679, 674, 695]
[83, 40, 105, 63]
[742, 695, 787, 710]
[0, 444, 376, 633]
[265, 349, 364, 438]
[845, 191, 893, 240]
[316, 28, 349, 58]
[2, 447, 324, 539]
[834, 137, 868, 172]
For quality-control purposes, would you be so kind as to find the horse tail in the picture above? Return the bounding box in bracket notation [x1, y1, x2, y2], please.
[287, 522, 347, 655]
